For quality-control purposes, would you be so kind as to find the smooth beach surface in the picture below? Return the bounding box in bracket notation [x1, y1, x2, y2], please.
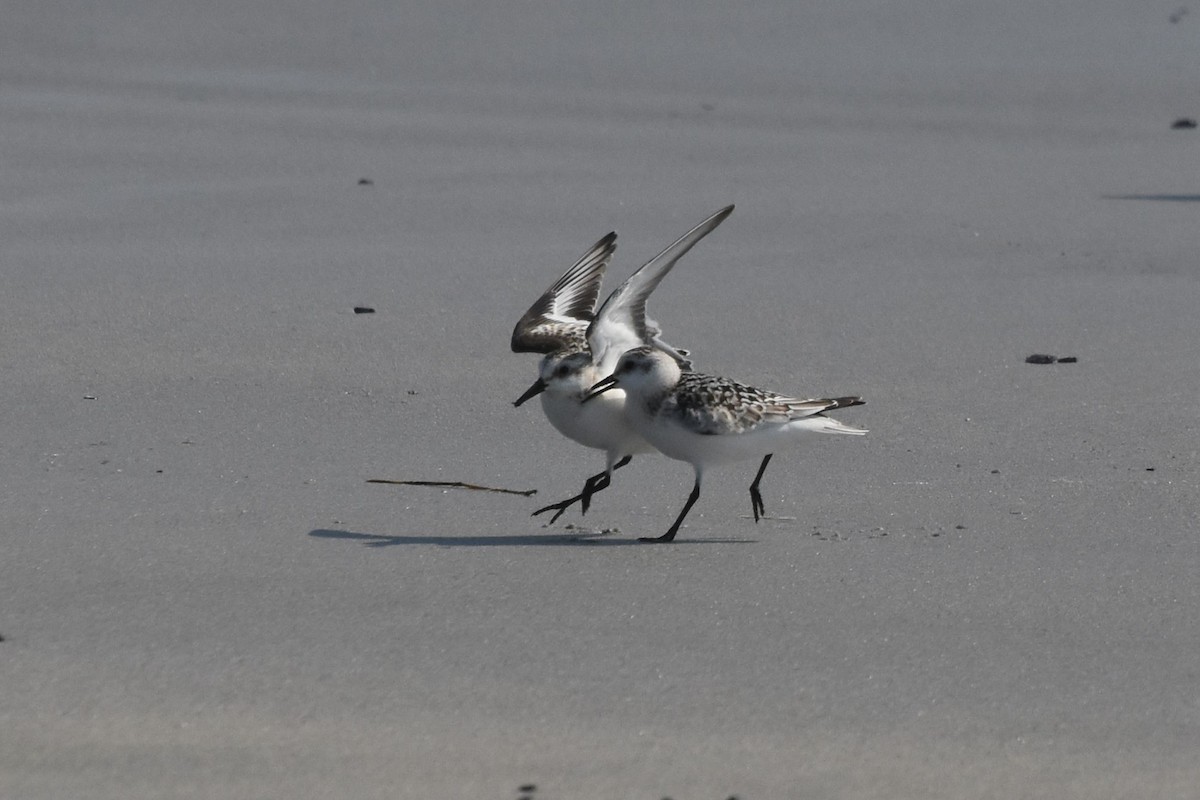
[3, 2, 1199, 798]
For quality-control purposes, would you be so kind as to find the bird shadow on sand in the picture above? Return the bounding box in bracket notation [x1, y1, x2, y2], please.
[308, 528, 756, 548]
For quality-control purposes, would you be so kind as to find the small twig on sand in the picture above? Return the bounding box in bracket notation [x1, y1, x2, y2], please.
[367, 479, 537, 497]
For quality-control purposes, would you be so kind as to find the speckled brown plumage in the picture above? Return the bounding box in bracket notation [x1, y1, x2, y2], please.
[652, 372, 863, 436]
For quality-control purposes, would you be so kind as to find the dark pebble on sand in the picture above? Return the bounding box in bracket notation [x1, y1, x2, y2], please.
[354, 306, 375, 314]
[1026, 354, 1077, 364]
[1171, 118, 1197, 129]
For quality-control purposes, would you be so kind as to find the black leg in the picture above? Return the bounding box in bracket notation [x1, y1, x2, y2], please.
[748, 454, 773, 523]
[641, 480, 701, 543]
[580, 455, 632, 514]
[532, 456, 633, 524]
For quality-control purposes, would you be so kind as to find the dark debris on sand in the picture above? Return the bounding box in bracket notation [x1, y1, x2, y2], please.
[1026, 353, 1077, 364]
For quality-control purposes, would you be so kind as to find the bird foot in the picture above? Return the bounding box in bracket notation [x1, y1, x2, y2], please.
[531, 496, 581, 524]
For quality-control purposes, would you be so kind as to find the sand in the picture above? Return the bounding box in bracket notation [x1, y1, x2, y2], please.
[2, 2, 1199, 797]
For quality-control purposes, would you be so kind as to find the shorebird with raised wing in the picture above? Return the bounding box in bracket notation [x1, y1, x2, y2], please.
[512, 205, 735, 522]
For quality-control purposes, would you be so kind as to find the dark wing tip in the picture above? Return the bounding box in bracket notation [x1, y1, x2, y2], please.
[511, 231, 617, 353]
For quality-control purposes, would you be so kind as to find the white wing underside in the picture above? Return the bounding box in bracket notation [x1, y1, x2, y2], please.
[588, 205, 734, 374]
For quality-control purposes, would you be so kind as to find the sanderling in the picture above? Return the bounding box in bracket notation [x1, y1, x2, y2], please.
[511, 205, 735, 522]
[585, 346, 866, 543]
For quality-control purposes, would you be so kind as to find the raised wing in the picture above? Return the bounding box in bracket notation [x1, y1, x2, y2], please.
[511, 232, 617, 354]
[588, 205, 734, 373]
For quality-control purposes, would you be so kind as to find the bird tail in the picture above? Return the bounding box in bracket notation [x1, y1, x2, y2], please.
[818, 397, 866, 435]
[816, 417, 868, 435]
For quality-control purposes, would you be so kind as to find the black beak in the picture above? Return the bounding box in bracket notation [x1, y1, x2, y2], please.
[513, 377, 548, 407]
[582, 374, 618, 404]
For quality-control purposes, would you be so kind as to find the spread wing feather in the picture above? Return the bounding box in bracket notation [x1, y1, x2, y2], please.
[588, 205, 733, 373]
[511, 232, 616, 354]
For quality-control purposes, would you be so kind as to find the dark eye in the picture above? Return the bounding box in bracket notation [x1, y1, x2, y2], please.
[555, 364, 570, 378]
